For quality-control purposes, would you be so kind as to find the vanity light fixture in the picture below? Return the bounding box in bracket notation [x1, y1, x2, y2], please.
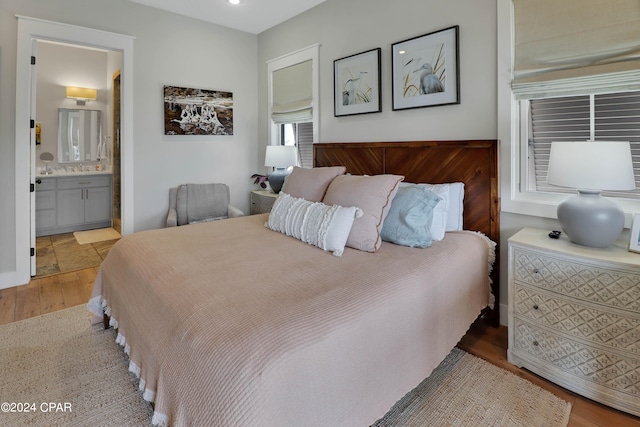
[228, 0, 241, 4]
[66, 86, 97, 106]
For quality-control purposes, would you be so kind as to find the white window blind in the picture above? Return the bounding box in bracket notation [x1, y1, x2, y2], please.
[512, 0, 640, 97]
[280, 122, 314, 169]
[529, 91, 640, 198]
[296, 122, 313, 168]
[272, 60, 313, 124]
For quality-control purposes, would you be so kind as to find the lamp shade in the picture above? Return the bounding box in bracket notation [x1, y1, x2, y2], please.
[547, 141, 635, 191]
[547, 140, 636, 248]
[264, 145, 297, 168]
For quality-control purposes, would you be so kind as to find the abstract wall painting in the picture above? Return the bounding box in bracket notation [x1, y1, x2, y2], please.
[164, 85, 233, 135]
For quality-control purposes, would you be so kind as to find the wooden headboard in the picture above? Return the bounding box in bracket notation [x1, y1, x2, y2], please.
[314, 140, 500, 325]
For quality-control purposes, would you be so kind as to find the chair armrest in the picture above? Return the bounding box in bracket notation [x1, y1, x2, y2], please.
[227, 204, 245, 218]
[167, 208, 178, 227]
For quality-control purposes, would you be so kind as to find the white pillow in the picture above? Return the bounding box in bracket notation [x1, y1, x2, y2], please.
[266, 193, 363, 256]
[441, 182, 464, 231]
[401, 182, 465, 235]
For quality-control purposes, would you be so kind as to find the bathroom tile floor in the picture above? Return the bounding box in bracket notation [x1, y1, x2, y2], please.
[35, 232, 118, 278]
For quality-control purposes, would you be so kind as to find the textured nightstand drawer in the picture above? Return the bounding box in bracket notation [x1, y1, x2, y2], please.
[513, 248, 640, 312]
[512, 318, 640, 399]
[250, 191, 277, 215]
[513, 284, 640, 355]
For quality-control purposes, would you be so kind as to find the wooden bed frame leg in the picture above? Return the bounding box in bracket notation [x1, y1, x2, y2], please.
[489, 308, 500, 328]
[103, 312, 110, 329]
[481, 307, 500, 328]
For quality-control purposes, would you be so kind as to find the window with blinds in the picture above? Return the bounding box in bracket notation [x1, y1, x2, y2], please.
[296, 122, 313, 168]
[280, 122, 314, 169]
[527, 91, 640, 199]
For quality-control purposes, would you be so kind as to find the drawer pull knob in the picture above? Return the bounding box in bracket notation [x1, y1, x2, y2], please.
[533, 304, 539, 310]
[533, 340, 539, 347]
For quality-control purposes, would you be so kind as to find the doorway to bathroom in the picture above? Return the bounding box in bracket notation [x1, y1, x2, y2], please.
[15, 16, 134, 282]
[31, 40, 122, 278]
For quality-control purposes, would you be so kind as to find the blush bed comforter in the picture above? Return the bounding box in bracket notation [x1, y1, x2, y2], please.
[88, 213, 495, 427]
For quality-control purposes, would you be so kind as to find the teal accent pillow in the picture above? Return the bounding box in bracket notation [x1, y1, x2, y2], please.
[381, 185, 442, 248]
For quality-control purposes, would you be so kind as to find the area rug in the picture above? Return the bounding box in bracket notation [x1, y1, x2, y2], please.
[73, 227, 121, 245]
[0, 306, 152, 426]
[373, 347, 572, 426]
[0, 307, 571, 427]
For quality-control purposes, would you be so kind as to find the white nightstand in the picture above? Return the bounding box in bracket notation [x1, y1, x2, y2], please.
[250, 190, 278, 215]
[507, 227, 640, 416]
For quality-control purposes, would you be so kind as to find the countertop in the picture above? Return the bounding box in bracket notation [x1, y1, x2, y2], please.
[39, 171, 113, 177]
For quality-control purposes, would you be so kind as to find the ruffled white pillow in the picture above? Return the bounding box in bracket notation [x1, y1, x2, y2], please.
[266, 193, 363, 256]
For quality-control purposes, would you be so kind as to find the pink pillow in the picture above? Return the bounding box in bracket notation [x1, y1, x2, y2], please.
[283, 166, 347, 202]
[323, 174, 404, 252]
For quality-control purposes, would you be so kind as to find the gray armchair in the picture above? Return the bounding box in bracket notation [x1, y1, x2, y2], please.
[167, 183, 244, 227]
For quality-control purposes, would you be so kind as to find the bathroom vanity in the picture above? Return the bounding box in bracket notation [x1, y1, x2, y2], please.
[36, 172, 112, 237]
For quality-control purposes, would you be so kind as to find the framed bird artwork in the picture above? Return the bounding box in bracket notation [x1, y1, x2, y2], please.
[333, 48, 382, 117]
[391, 25, 460, 110]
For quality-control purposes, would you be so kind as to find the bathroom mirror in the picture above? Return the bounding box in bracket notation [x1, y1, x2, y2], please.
[58, 109, 102, 163]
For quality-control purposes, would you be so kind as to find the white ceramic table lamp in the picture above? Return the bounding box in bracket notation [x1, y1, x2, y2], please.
[265, 145, 297, 193]
[547, 140, 635, 248]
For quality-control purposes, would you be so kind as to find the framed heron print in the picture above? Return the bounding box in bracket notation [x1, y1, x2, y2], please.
[391, 26, 459, 110]
[334, 48, 382, 116]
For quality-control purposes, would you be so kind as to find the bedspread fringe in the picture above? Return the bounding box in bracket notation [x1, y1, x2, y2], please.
[455, 231, 496, 310]
[86, 295, 169, 426]
[87, 295, 106, 319]
[473, 231, 497, 310]
[152, 412, 169, 427]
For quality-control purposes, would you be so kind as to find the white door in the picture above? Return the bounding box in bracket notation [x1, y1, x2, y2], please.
[29, 40, 38, 277]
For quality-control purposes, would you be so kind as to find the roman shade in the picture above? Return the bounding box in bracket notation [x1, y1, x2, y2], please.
[271, 60, 312, 123]
[512, 0, 640, 99]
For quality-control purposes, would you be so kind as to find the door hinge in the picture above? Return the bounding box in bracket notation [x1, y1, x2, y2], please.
[30, 183, 35, 192]
[30, 247, 35, 257]
[30, 119, 35, 129]
[31, 56, 36, 65]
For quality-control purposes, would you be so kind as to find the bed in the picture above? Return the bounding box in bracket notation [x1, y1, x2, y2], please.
[88, 140, 500, 427]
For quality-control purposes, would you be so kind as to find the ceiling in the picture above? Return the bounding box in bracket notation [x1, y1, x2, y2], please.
[127, 0, 326, 34]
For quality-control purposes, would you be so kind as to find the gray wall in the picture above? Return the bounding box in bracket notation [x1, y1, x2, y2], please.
[258, 0, 498, 144]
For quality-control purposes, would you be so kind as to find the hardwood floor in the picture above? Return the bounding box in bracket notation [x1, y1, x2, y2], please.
[0, 267, 98, 324]
[1, 270, 639, 426]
